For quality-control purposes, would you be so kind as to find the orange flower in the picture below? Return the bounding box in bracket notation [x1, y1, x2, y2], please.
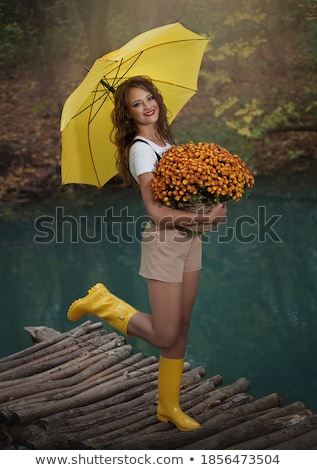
[151, 142, 255, 207]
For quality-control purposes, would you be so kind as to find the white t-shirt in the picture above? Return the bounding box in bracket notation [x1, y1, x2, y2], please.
[129, 136, 171, 184]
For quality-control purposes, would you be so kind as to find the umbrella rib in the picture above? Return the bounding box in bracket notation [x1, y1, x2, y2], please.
[151, 80, 197, 93]
[88, 91, 113, 125]
[70, 91, 111, 121]
[104, 58, 125, 91]
[70, 36, 207, 122]
[87, 128, 101, 188]
[69, 58, 124, 123]
[86, 87, 107, 188]
[108, 53, 143, 90]
[103, 37, 208, 92]
[96, 57, 124, 94]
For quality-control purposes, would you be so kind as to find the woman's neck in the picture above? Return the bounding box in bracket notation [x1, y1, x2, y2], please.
[137, 124, 165, 146]
[138, 131, 165, 146]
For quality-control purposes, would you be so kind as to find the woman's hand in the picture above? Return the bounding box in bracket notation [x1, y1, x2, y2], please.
[207, 202, 227, 226]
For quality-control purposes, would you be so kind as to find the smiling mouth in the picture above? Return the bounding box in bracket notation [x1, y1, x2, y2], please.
[144, 110, 155, 116]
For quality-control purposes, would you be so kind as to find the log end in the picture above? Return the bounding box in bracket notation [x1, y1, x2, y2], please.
[24, 326, 61, 344]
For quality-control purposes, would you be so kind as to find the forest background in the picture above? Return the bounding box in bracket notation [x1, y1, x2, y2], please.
[0, 0, 316, 209]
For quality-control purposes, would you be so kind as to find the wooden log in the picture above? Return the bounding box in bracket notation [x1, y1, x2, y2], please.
[88, 395, 250, 450]
[0, 329, 119, 382]
[0, 328, 110, 379]
[84, 379, 224, 449]
[0, 341, 131, 403]
[197, 392, 281, 426]
[268, 426, 317, 450]
[0, 424, 14, 449]
[24, 323, 104, 345]
[65, 391, 160, 445]
[0, 322, 100, 368]
[24, 364, 200, 426]
[183, 401, 308, 450]
[0, 335, 126, 399]
[7, 399, 317, 451]
[2, 323, 316, 450]
[0, 345, 134, 424]
[0, 349, 130, 406]
[40, 355, 159, 424]
[50, 386, 159, 436]
[90, 410, 316, 451]
[24, 326, 61, 343]
[78, 354, 158, 388]
[84, 408, 160, 449]
[1, 361, 207, 446]
[3, 343, 134, 407]
[101, 374, 230, 439]
[119, 393, 280, 450]
[43, 382, 160, 443]
[4, 423, 67, 450]
[2, 362, 163, 424]
[198, 377, 250, 411]
[83, 353, 156, 384]
[229, 413, 317, 449]
[104, 378, 252, 450]
[0, 332, 72, 373]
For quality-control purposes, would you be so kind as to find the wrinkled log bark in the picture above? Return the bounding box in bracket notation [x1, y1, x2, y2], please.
[268, 426, 317, 450]
[0, 345, 138, 424]
[1, 323, 317, 450]
[24, 323, 103, 345]
[183, 401, 307, 450]
[24, 326, 62, 343]
[3, 371, 156, 424]
[4, 423, 56, 450]
[108, 392, 279, 450]
[0, 322, 105, 377]
[51, 368, 206, 441]
[0, 339, 130, 403]
[230, 414, 317, 449]
[104, 378, 252, 450]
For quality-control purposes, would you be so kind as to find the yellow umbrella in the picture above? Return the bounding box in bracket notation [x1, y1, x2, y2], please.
[61, 22, 209, 187]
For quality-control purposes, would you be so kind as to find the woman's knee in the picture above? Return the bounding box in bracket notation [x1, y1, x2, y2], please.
[153, 317, 191, 349]
[155, 329, 179, 349]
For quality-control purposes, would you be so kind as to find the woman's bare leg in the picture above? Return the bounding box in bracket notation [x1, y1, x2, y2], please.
[127, 270, 200, 355]
[126, 279, 182, 348]
[161, 269, 200, 358]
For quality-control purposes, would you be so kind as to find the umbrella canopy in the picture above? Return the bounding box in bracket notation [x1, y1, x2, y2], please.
[61, 22, 209, 187]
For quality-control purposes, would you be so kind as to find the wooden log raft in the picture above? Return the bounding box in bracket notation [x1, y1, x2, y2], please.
[0, 321, 317, 450]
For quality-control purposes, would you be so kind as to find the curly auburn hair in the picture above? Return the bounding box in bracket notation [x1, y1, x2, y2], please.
[111, 76, 174, 186]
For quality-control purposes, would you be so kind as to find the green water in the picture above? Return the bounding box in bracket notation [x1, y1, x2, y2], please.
[0, 171, 316, 412]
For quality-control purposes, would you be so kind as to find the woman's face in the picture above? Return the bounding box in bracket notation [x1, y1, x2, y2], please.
[126, 86, 159, 129]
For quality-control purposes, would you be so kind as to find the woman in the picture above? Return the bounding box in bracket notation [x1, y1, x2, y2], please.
[67, 76, 227, 431]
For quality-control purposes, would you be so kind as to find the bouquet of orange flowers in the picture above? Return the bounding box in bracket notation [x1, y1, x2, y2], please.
[151, 141, 255, 235]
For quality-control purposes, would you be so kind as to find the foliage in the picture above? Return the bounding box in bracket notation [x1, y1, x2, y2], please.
[0, 0, 316, 205]
[200, 0, 317, 140]
[0, 0, 89, 101]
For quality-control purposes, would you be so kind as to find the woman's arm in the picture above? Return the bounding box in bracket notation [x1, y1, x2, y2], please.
[138, 172, 227, 228]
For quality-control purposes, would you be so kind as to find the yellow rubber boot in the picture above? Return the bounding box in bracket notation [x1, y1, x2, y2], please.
[156, 356, 201, 431]
[67, 283, 138, 336]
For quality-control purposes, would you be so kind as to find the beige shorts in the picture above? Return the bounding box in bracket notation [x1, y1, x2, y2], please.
[139, 222, 202, 283]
